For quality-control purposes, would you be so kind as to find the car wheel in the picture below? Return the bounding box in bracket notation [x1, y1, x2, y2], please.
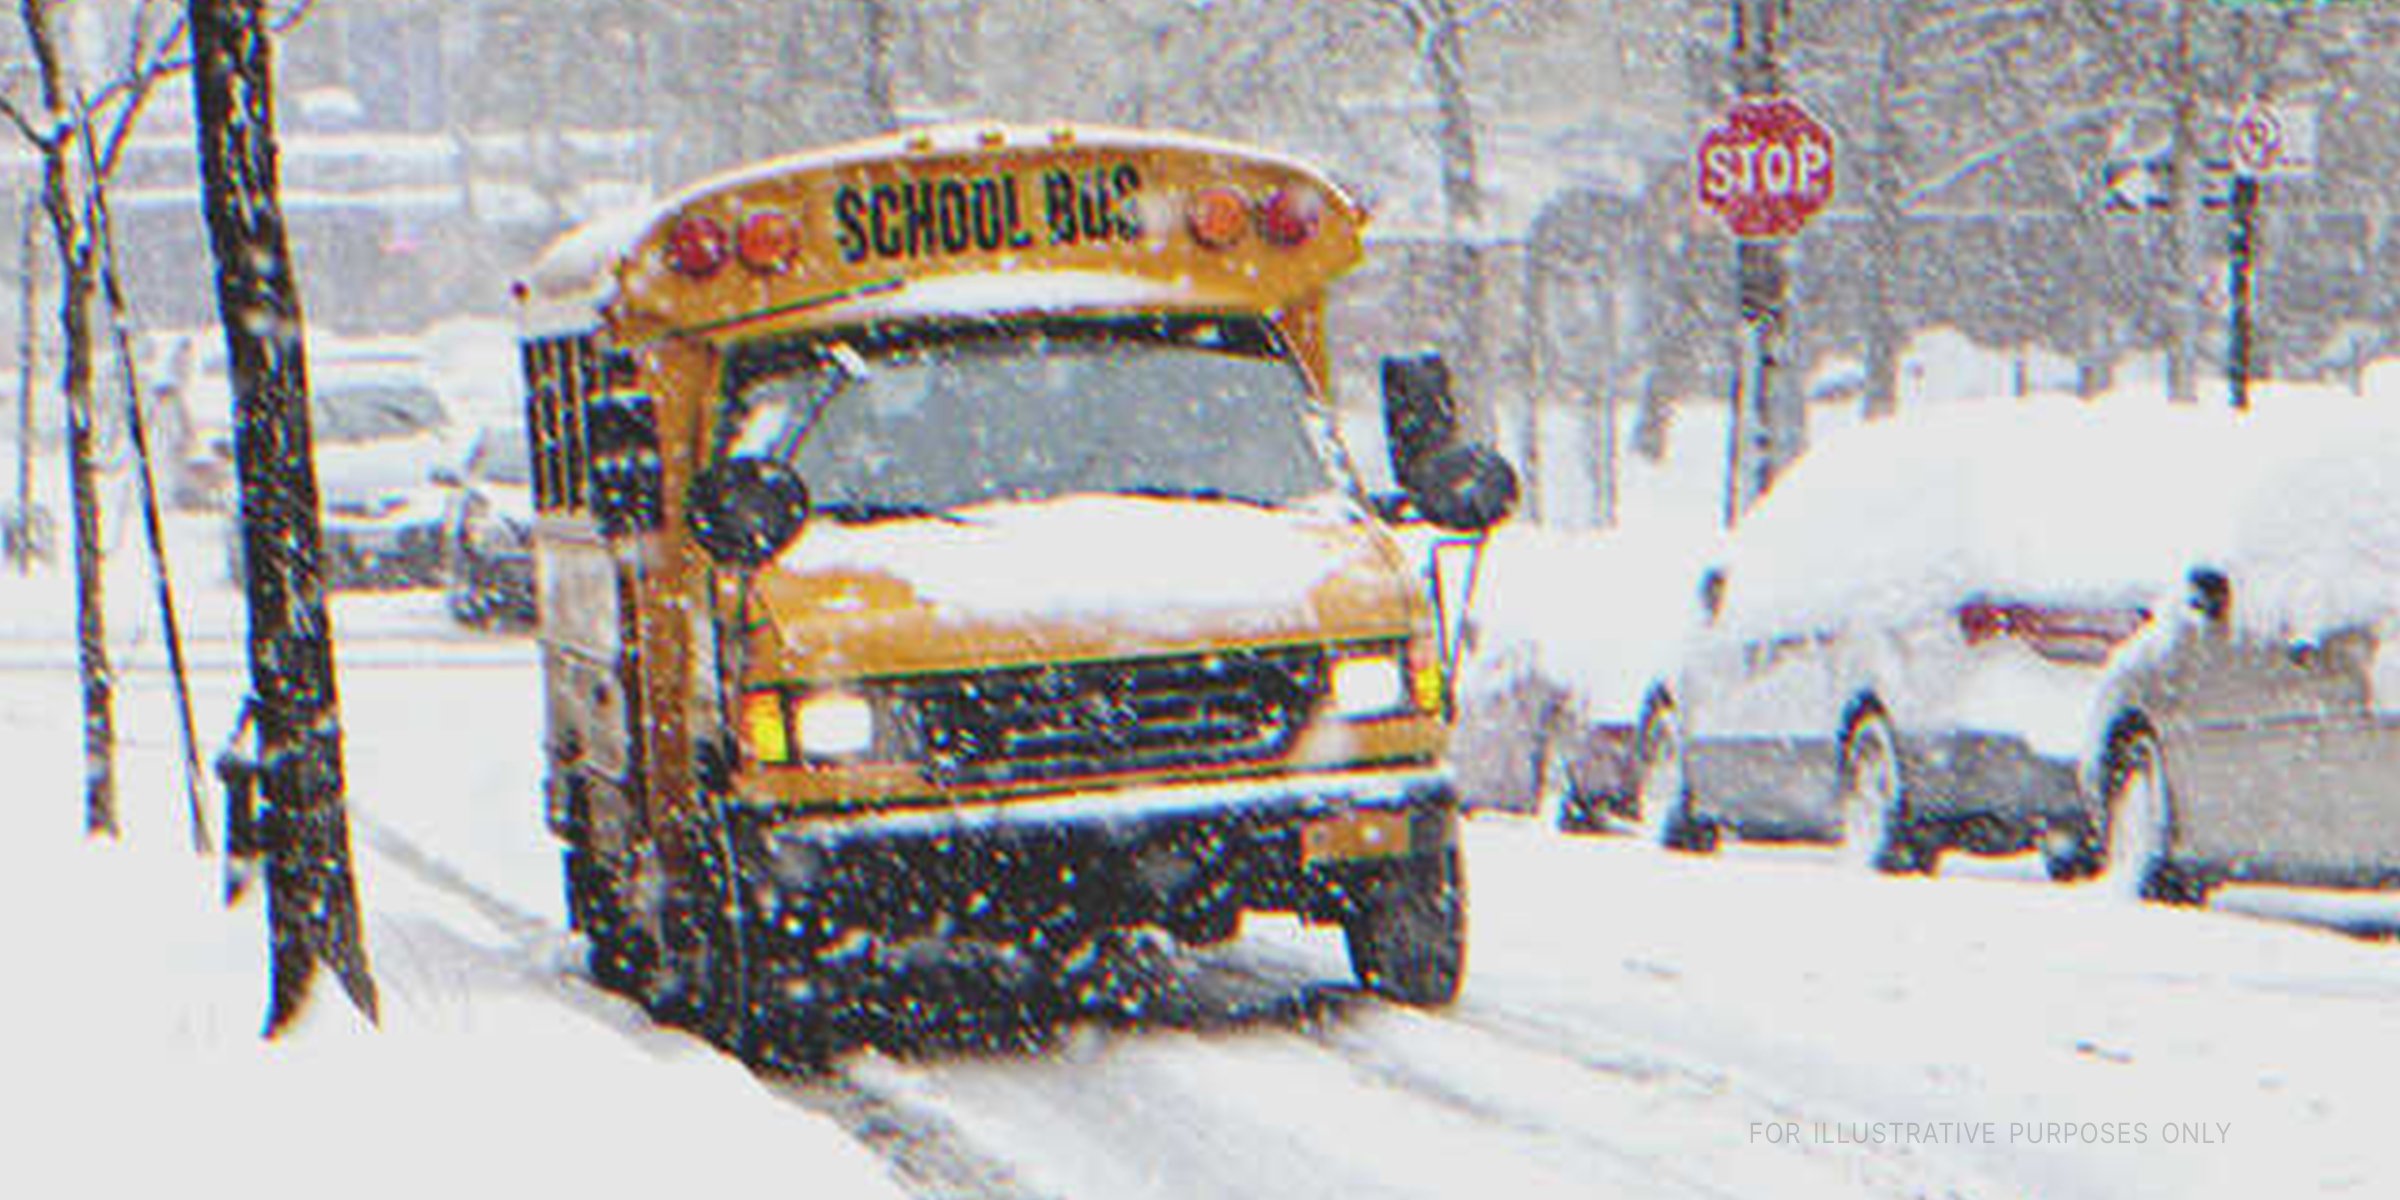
[1636, 697, 1717, 853]
[447, 552, 496, 626]
[1837, 710, 1934, 874]
[1345, 842, 1466, 1007]
[2040, 815, 2106, 883]
[447, 582, 490, 627]
[2102, 728, 2210, 906]
[1531, 718, 1585, 832]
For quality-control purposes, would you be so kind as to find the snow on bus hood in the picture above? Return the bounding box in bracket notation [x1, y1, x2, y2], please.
[752, 494, 1414, 675]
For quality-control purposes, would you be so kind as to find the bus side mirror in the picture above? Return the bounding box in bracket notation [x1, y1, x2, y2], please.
[687, 457, 811, 570]
[1380, 352, 1458, 491]
[1409, 442, 1518, 533]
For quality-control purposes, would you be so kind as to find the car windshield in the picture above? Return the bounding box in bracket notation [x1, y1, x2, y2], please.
[313, 378, 444, 443]
[721, 316, 1349, 520]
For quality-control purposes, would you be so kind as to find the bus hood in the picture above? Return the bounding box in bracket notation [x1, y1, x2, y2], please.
[747, 494, 1421, 678]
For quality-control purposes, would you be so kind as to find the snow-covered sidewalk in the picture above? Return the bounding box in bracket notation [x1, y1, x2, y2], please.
[0, 500, 905, 1200]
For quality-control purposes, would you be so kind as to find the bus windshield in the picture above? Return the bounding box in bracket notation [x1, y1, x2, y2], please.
[723, 316, 1349, 520]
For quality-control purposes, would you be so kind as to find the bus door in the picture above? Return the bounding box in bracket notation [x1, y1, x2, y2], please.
[527, 336, 664, 866]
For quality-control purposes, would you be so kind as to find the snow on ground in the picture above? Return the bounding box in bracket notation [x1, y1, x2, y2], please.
[0, 480, 905, 1200]
[7, 343, 2400, 1200]
[825, 823, 2400, 1200]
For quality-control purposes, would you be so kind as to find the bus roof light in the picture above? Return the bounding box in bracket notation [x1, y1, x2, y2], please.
[1188, 189, 1250, 249]
[665, 215, 730, 278]
[736, 211, 798, 274]
[1257, 187, 1323, 248]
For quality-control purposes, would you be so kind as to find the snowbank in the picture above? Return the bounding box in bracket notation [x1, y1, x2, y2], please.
[0, 478, 905, 1200]
[0, 830, 902, 1200]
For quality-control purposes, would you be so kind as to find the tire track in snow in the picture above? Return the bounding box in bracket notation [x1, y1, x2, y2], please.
[766, 1074, 1060, 1200]
[1164, 950, 1764, 1200]
[1178, 944, 1998, 1200]
[354, 813, 1046, 1200]
[352, 808, 1984, 1198]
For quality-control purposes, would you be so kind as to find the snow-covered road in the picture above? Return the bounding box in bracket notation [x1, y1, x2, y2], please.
[9, 514, 2400, 1199]
[776, 823, 2400, 1200]
[324, 625, 2400, 1200]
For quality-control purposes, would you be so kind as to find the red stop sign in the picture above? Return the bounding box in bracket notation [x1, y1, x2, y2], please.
[1696, 96, 1837, 239]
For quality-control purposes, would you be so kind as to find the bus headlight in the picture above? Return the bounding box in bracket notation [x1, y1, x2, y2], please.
[742, 687, 884, 765]
[791, 691, 876, 759]
[1328, 652, 1409, 720]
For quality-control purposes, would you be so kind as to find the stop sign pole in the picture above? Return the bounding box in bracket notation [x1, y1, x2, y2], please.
[1700, 0, 1832, 525]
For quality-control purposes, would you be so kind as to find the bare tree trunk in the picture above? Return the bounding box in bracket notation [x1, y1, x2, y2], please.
[186, 0, 377, 1035]
[1860, 2, 1906, 421]
[1633, 368, 1671, 462]
[1423, 0, 1481, 232]
[2164, 0, 2201, 404]
[1425, 0, 1491, 440]
[84, 133, 215, 855]
[863, 0, 898, 133]
[49, 172, 112, 838]
[20, 0, 117, 837]
[1518, 253, 1546, 524]
[2076, 349, 2115, 399]
[11, 202, 37, 574]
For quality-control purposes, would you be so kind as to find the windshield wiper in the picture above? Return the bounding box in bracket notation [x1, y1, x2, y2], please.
[1107, 484, 1279, 509]
[815, 500, 970, 525]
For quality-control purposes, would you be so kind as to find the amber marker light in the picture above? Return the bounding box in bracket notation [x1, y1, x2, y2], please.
[1188, 188, 1251, 249]
[736, 211, 798, 274]
[1256, 187, 1323, 248]
[742, 690, 792, 765]
[1410, 643, 1446, 715]
[665, 214, 730, 278]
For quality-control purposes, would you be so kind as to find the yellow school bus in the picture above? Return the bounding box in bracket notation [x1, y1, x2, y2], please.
[515, 123, 1515, 1055]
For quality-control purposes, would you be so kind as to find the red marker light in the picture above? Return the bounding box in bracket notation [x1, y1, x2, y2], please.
[665, 215, 730, 278]
[736, 211, 798, 274]
[1256, 187, 1322, 248]
[1188, 188, 1250, 249]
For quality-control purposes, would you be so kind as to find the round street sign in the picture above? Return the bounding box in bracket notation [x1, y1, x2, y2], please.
[1696, 96, 1837, 240]
[2230, 103, 2282, 177]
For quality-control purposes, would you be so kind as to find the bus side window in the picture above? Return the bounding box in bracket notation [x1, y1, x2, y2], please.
[588, 385, 663, 536]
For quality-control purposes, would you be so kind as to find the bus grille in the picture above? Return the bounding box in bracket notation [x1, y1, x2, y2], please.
[900, 647, 1325, 786]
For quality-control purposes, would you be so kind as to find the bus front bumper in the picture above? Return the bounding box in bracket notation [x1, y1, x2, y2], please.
[726, 766, 1456, 954]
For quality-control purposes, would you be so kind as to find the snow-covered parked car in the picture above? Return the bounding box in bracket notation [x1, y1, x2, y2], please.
[222, 357, 460, 590]
[1452, 521, 1712, 831]
[441, 425, 535, 626]
[2074, 400, 2400, 904]
[174, 331, 436, 513]
[1642, 398, 2235, 871]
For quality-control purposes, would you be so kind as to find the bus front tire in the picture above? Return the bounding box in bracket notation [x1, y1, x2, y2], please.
[1345, 845, 1466, 1007]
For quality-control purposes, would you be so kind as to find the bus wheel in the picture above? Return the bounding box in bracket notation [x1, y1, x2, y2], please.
[563, 849, 651, 996]
[1344, 844, 1466, 1007]
[652, 843, 753, 1056]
